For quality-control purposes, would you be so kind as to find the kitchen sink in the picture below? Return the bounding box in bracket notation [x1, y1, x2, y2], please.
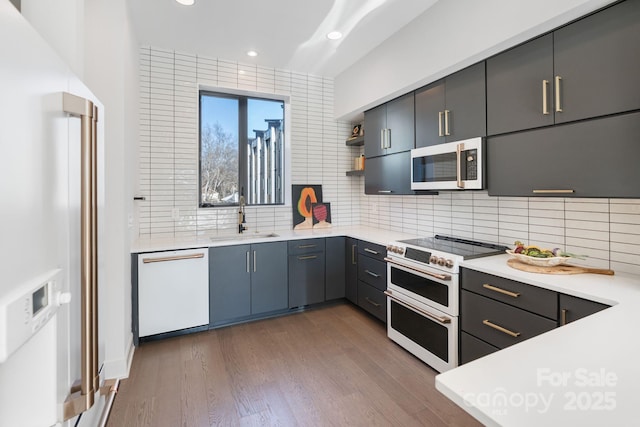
[210, 232, 279, 242]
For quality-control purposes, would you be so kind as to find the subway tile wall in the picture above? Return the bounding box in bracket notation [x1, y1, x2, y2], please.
[360, 193, 640, 276]
[138, 47, 357, 238]
[138, 46, 639, 276]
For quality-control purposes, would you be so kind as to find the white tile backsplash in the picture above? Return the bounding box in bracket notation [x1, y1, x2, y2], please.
[138, 46, 640, 275]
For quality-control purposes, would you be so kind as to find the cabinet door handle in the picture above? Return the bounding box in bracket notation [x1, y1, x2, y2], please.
[351, 244, 357, 264]
[365, 297, 381, 308]
[532, 189, 575, 194]
[483, 319, 521, 338]
[364, 269, 380, 278]
[456, 142, 464, 189]
[364, 248, 379, 255]
[482, 283, 520, 298]
[297, 255, 317, 260]
[542, 79, 550, 115]
[298, 244, 316, 249]
[438, 111, 444, 137]
[142, 253, 204, 263]
[246, 251, 250, 273]
[560, 308, 568, 326]
[555, 75, 563, 113]
[253, 251, 257, 272]
[380, 129, 385, 150]
[444, 110, 451, 136]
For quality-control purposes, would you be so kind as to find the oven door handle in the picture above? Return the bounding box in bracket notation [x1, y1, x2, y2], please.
[384, 257, 451, 281]
[384, 290, 452, 324]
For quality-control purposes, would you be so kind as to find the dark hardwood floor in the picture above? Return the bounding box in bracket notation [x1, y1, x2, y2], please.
[108, 302, 481, 427]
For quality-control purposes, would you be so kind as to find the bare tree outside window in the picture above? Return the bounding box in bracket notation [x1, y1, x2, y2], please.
[200, 122, 238, 204]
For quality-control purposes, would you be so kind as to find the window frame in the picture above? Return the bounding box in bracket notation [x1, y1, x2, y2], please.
[198, 89, 288, 208]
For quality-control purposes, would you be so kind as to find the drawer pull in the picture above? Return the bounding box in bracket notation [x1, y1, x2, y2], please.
[483, 319, 521, 338]
[364, 270, 380, 278]
[385, 290, 451, 324]
[385, 257, 451, 281]
[365, 297, 381, 308]
[560, 308, 568, 326]
[142, 253, 204, 263]
[364, 248, 379, 255]
[483, 283, 520, 298]
[298, 244, 316, 249]
[297, 255, 317, 260]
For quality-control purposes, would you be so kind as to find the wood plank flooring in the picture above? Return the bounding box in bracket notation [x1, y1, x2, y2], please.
[108, 302, 481, 427]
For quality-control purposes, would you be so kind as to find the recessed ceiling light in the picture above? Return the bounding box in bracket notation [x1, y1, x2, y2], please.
[326, 31, 343, 40]
[175, 0, 195, 5]
[247, 50, 258, 57]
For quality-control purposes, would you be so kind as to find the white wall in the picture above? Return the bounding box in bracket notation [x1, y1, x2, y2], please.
[334, 0, 614, 120]
[138, 47, 360, 238]
[21, 0, 85, 78]
[83, 0, 138, 378]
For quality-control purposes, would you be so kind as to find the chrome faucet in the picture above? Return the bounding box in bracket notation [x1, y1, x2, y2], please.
[238, 195, 247, 233]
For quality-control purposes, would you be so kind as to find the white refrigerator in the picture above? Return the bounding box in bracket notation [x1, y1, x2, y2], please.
[0, 2, 107, 426]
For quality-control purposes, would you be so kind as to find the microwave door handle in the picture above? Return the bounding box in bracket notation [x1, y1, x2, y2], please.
[456, 143, 465, 188]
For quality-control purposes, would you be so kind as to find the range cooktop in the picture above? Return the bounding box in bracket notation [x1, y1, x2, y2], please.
[398, 235, 508, 260]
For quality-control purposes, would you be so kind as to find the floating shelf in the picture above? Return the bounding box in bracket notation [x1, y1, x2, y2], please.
[345, 135, 364, 146]
[346, 170, 365, 177]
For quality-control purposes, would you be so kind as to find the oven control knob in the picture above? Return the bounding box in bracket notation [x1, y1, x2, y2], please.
[392, 246, 400, 254]
[386, 245, 393, 252]
[429, 255, 438, 264]
[437, 257, 446, 266]
[445, 259, 454, 268]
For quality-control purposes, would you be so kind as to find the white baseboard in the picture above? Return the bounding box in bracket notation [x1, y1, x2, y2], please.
[101, 335, 135, 379]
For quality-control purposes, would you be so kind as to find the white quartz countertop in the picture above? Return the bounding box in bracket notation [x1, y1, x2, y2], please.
[131, 225, 416, 253]
[436, 254, 640, 427]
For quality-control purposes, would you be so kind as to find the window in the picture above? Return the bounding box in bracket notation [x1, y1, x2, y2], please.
[199, 91, 285, 207]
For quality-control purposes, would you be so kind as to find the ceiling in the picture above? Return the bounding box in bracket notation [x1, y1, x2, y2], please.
[128, 0, 439, 77]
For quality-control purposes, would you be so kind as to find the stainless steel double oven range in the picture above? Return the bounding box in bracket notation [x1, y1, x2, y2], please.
[385, 235, 507, 373]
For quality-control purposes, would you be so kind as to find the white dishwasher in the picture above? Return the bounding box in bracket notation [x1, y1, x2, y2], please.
[138, 248, 209, 337]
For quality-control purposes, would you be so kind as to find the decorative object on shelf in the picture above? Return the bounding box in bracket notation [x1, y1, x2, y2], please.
[291, 184, 323, 230]
[311, 202, 332, 229]
[353, 154, 365, 171]
[347, 124, 362, 140]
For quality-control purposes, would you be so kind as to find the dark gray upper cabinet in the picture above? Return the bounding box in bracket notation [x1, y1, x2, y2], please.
[364, 151, 413, 195]
[325, 237, 346, 301]
[553, 0, 640, 124]
[364, 92, 415, 157]
[487, 0, 640, 135]
[251, 241, 288, 315]
[486, 34, 554, 136]
[488, 111, 640, 197]
[416, 62, 486, 147]
[345, 237, 358, 305]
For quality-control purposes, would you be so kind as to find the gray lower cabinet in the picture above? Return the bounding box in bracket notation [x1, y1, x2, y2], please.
[487, 111, 640, 198]
[460, 267, 558, 364]
[325, 237, 346, 301]
[345, 237, 358, 304]
[355, 240, 387, 323]
[288, 239, 326, 308]
[209, 241, 287, 326]
[559, 294, 608, 326]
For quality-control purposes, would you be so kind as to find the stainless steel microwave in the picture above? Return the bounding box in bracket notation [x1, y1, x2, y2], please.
[410, 137, 484, 190]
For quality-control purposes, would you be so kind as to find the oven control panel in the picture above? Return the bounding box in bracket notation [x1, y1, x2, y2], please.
[387, 243, 456, 270]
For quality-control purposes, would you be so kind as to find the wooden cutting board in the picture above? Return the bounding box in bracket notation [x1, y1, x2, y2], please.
[507, 258, 614, 275]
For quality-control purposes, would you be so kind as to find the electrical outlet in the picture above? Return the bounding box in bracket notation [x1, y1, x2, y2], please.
[171, 207, 179, 220]
[371, 203, 378, 214]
